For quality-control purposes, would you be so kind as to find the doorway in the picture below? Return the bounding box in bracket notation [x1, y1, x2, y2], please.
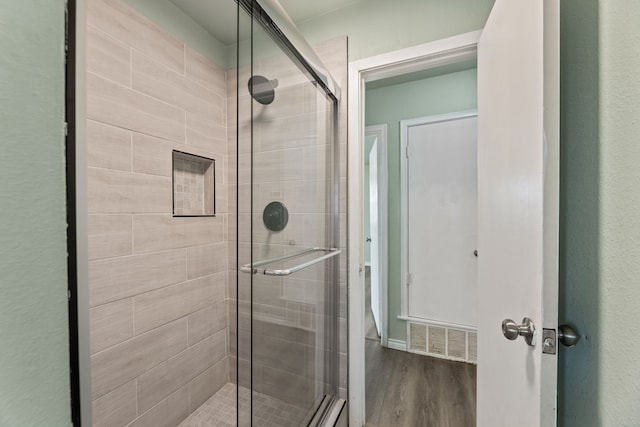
[365, 82, 478, 427]
[350, 2, 561, 424]
[348, 31, 481, 427]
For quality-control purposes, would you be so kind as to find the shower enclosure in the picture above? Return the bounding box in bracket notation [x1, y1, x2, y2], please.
[81, 0, 344, 425]
[232, 1, 343, 425]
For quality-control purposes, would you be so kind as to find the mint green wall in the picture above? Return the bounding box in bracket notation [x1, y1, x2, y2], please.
[559, 1, 640, 425]
[0, 1, 71, 426]
[2, 0, 636, 424]
[365, 69, 478, 341]
[297, 0, 494, 61]
[124, 0, 227, 67]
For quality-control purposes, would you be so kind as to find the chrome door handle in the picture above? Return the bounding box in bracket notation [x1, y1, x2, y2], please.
[502, 317, 536, 346]
[558, 324, 579, 347]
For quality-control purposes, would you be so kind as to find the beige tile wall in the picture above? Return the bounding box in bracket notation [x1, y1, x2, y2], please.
[87, 0, 348, 423]
[86, 1, 229, 426]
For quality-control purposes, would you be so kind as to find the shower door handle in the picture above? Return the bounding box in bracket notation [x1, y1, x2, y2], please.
[240, 247, 341, 276]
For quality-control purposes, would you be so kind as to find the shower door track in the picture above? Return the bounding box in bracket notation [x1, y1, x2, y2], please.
[236, 0, 340, 102]
[306, 395, 346, 427]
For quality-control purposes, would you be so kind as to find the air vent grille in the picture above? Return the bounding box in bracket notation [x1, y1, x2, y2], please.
[406, 320, 477, 364]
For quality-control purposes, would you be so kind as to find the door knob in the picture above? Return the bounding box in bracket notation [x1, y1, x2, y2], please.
[365, 237, 371, 242]
[502, 317, 536, 346]
[558, 324, 579, 347]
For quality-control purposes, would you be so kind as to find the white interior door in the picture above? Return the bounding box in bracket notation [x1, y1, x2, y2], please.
[368, 139, 381, 336]
[404, 114, 477, 328]
[477, 0, 559, 426]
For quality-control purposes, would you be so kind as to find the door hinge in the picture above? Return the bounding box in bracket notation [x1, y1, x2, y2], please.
[405, 145, 409, 158]
[407, 272, 413, 286]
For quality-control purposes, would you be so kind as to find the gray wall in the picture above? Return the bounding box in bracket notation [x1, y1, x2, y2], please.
[365, 69, 478, 342]
[0, 1, 72, 426]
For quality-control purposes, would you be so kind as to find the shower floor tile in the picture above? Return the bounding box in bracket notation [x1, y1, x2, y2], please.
[178, 383, 308, 427]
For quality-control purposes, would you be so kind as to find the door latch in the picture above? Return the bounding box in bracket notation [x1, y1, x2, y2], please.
[542, 324, 580, 354]
[542, 329, 556, 354]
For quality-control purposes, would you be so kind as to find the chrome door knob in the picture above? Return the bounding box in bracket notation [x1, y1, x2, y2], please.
[558, 324, 579, 347]
[502, 317, 536, 346]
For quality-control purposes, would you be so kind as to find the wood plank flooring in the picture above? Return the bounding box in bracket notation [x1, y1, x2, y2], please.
[364, 269, 476, 426]
[365, 268, 381, 341]
[365, 341, 476, 427]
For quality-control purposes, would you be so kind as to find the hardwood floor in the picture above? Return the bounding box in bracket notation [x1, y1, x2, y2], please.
[365, 341, 476, 427]
[364, 269, 476, 426]
[365, 267, 381, 341]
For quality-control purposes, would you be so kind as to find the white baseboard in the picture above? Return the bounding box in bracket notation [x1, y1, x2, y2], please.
[385, 338, 407, 351]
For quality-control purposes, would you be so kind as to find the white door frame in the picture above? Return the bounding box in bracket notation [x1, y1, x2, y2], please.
[347, 31, 481, 427]
[364, 124, 388, 346]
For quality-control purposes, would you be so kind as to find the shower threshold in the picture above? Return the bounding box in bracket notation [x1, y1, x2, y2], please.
[178, 383, 307, 427]
[177, 383, 346, 427]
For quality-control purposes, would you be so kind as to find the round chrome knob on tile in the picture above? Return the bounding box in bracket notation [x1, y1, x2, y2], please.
[502, 317, 536, 346]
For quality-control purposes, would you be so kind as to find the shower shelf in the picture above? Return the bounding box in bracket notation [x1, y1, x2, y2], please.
[240, 247, 341, 276]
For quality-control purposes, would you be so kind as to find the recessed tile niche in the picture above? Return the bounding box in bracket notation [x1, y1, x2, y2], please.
[172, 150, 215, 217]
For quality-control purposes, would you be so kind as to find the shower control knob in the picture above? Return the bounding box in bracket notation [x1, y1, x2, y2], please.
[502, 317, 536, 346]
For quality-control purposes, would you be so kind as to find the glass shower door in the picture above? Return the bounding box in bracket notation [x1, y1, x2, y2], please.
[235, 2, 340, 425]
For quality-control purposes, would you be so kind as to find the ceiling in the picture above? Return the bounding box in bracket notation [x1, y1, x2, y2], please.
[169, 0, 361, 45]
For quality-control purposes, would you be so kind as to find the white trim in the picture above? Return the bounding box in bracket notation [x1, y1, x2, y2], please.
[399, 111, 477, 318]
[386, 339, 407, 352]
[365, 124, 388, 347]
[348, 31, 480, 427]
